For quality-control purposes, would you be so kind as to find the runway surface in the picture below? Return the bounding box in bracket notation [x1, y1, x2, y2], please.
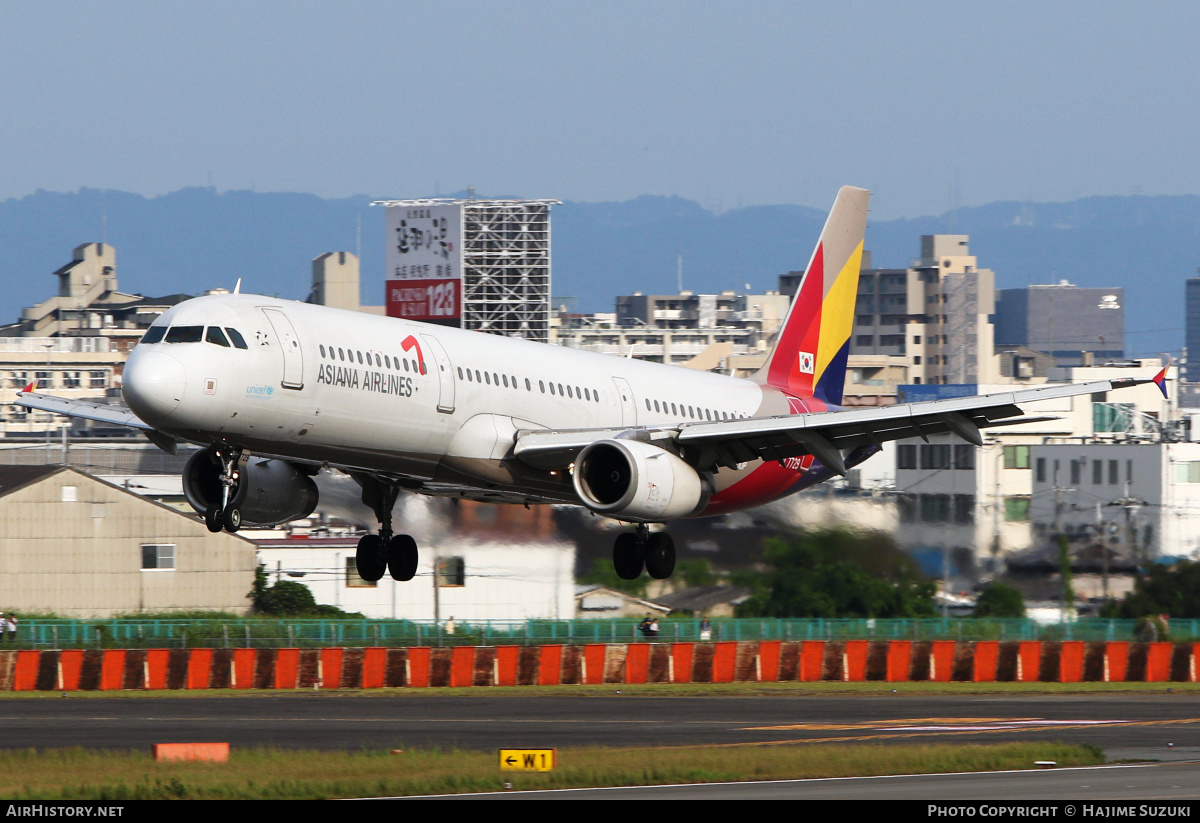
[0, 692, 1197, 764]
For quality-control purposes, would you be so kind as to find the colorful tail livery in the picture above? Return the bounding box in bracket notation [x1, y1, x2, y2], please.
[755, 186, 869, 405]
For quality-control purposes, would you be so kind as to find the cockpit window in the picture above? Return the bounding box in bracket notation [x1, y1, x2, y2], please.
[164, 325, 204, 344]
[205, 327, 231, 347]
[140, 326, 166, 345]
[225, 328, 248, 349]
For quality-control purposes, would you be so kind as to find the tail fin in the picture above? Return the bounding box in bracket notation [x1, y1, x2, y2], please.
[754, 185, 869, 406]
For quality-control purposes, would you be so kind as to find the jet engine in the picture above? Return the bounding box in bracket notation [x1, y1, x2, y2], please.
[183, 450, 319, 527]
[572, 439, 708, 522]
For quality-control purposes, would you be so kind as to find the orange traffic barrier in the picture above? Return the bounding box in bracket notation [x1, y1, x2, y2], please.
[1017, 642, 1041, 682]
[1105, 642, 1129, 682]
[843, 640, 868, 681]
[186, 649, 212, 690]
[799, 641, 824, 681]
[670, 643, 693, 684]
[59, 650, 83, 691]
[625, 643, 649, 684]
[887, 641, 913, 682]
[144, 649, 169, 690]
[407, 647, 431, 688]
[153, 743, 229, 762]
[13, 651, 39, 691]
[359, 647, 386, 689]
[973, 641, 998, 682]
[231, 649, 255, 689]
[99, 650, 125, 691]
[1059, 642, 1085, 683]
[583, 644, 606, 685]
[320, 648, 342, 689]
[537, 645, 562, 686]
[494, 646, 519, 687]
[930, 641, 955, 682]
[275, 648, 300, 689]
[759, 640, 781, 682]
[711, 642, 737, 683]
[450, 647, 474, 687]
[1145, 642, 1172, 682]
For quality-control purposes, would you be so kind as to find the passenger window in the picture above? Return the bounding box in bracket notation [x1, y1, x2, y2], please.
[457, 367, 463, 379]
[502, 375, 509, 388]
[205, 327, 231, 347]
[386, 355, 392, 369]
[375, 354, 382, 367]
[338, 348, 345, 361]
[525, 378, 531, 391]
[165, 325, 203, 343]
[558, 383, 564, 395]
[671, 403, 677, 415]
[485, 372, 491, 385]
[140, 326, 166, 345]
[654, 400, 660, 412]
[549, 383, 556, 395]
[645, 399, 651, 410]
[511, 375, 517, 388]
[320, 345, 327, 358]
[356, 351, 363, 365]
[566, 386, 573, 399]
[539, 380, 545, 393]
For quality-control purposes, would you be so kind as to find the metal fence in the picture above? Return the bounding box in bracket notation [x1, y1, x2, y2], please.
[10, 617, 1199, 650]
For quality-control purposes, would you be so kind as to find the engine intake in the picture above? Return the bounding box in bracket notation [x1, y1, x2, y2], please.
[183, 450, 319, 527]
[573, 439, 707, 521]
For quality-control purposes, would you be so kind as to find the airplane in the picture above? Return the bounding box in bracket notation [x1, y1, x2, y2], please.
[15, 186, 1164, 584]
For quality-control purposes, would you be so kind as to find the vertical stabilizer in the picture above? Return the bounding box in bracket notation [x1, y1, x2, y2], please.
[754, 186, 869, 405]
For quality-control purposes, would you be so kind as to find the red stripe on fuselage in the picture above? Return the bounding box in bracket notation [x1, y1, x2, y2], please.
[701, 391, 834, 516]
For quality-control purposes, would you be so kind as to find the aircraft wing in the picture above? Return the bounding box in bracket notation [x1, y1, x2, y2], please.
[14, 391, 153, 430]
[513, 377, 1155, 474]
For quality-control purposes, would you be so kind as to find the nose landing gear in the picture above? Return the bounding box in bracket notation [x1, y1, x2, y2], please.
[612, 525, 676, 580]
[204, 447, 244, 534]
[354, 477, 419, 583]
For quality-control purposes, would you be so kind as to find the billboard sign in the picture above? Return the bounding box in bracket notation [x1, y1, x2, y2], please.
[385, 204, 463, 324]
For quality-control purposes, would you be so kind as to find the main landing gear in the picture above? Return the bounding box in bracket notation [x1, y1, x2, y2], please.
[355, 478, 418, 583]
[204, 447, 244, 534]
[613, 524, 676, 581]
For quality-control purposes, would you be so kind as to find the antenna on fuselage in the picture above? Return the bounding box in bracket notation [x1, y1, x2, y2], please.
[234, 278, 242, 294]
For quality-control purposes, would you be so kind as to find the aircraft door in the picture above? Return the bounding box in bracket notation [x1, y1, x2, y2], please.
[261, 308, 304, 390]
[612, 377, 637, 427]
[420, 333, 456, 414]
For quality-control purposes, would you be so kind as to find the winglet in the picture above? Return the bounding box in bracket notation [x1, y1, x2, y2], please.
[20, 380, 36, 394]
[1152, 366, 1168, 399]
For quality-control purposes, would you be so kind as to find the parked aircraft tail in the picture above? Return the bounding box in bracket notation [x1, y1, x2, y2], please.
[754, 186, 869, 406]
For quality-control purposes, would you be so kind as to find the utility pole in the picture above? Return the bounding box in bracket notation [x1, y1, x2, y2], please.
[1053, 466, 1075, 623]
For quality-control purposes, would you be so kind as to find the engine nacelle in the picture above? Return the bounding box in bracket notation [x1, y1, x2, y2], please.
[572, 438, 708, 522]
[183, 450, 319, 527]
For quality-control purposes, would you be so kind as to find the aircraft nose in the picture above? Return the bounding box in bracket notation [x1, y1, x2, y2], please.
[123, 350, 186, 421]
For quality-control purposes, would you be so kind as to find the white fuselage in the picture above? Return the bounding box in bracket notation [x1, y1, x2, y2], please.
[123, 294, 790, 511]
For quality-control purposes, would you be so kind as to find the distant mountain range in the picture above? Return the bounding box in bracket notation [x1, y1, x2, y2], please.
[2, 187, 1197, 357]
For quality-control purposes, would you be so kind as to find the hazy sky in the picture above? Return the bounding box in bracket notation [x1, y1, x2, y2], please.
[2, 1, 1198, 219]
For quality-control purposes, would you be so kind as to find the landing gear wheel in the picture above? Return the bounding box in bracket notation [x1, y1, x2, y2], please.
[221, 505, 242, 533]
[644, 533, 676, 580]
[387, 534, 419, 581]
[613, 532, 645, 580]
[204, 504, 223, 533]
[355, 534, 386, 582]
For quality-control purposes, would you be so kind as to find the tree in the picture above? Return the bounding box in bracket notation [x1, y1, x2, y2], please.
[250, 565, 365, 618]
[972, 582, 1025, 617]
[736, 529, 936, 619]
[1109, 559, 1200, 619]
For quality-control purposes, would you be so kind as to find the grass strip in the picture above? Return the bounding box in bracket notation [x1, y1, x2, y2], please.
[0, 742, 1105, 799]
